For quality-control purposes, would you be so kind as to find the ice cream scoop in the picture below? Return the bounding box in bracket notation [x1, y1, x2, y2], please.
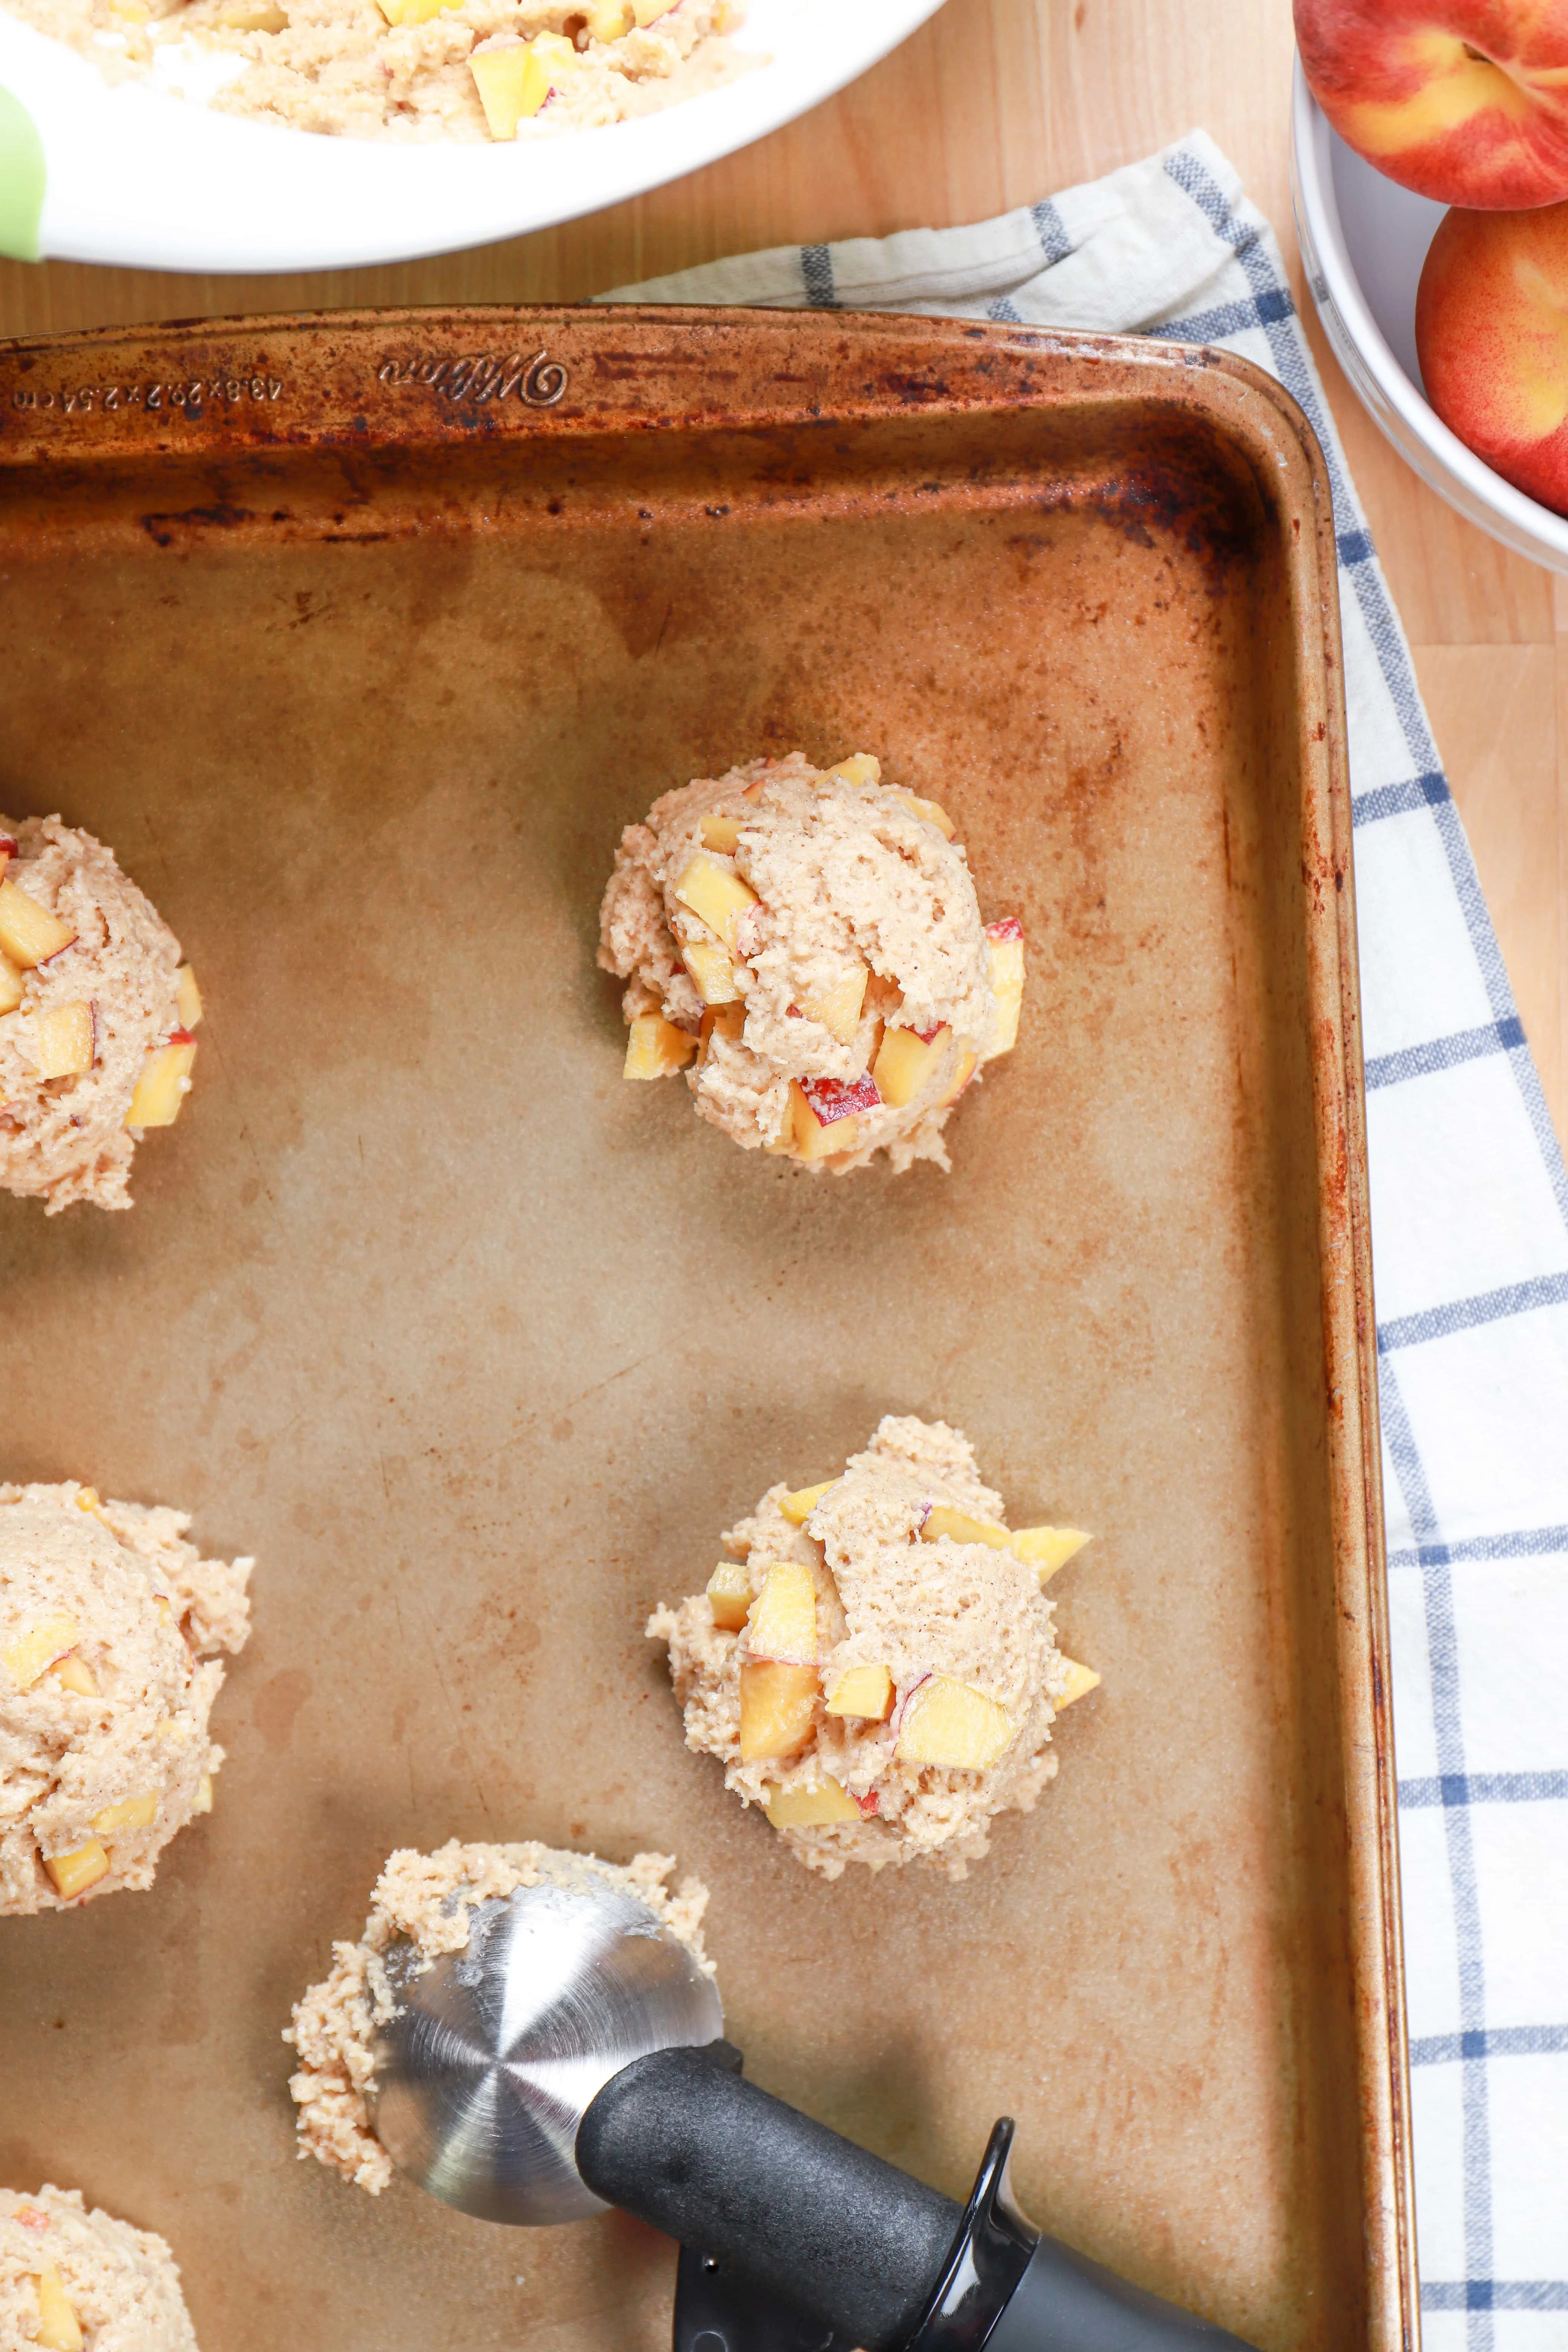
[364, 1874, 1257, 2352]
[364, 1873, 719, 2227]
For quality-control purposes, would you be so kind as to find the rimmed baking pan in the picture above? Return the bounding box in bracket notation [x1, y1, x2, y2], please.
[0, 308, 1412, 2352]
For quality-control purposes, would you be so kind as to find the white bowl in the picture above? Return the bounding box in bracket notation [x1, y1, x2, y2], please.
[1291, 55, 1568, 572]
[0, 0, 943, 273]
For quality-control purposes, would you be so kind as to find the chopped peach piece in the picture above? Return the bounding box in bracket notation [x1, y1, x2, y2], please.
[789, 1072, 879, 1162]
[763, 1777, 861, 1827]
[91, 1790, 157, 1836]
[175, 965, 203, 1030]
[1009, 1526, 1092, 1582]
[469, 40, 539, 141]
[378, 0, 451, 22]
[920, 1504, 1013, 1550]
[738, 1660, 818, 1762]
[706, 1562, 752, 1632]
[194, 1773, 214, 1813]
[43, 1840, 110, 1900]
[671, 852, 759, 953]
[896, 1675, 1017, 1771]
[630, 0, 674, 21]
[779, 1479, 835, 1526]
[35, 2263, 83, 2352]
[531, 29, 579, 68]
[623, 1014, 697, 1081]
[699, 812, 744, 854]
[31, 1001, 94, 1080]
[0, 949, 22, 1016]
[680, 934, 741, 1004]
[1053, 1658, 1101, 1711]
[827, 754, 880, 788]
[698, 1003, 746, 1061]
[923, 1506, 1085, 1582]
[798, 963, 868, 1045]
[52, 1655, 98, 1699]
[937, 1043, 978, 1107]
[470, 32, 573, 135]
[126, 1039, 196, 1128]
[5, 1613, 81, 1691]
[0, 881, 75, 969]
[789, 1085, 849, 1161]
[891, 789, 957, 839]
[985, 918, 1024, 1058]
[746, 1560, 818, 1664]
[586, 0, 629, 31]
[825, 1662, 894, 1720]
[872, 1021, 947, 1109]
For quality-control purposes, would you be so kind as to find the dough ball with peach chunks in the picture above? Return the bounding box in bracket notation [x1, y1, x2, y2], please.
[285, 1840, 713, 2195]
[646, 1415, 1099, 1880]
[1, 2184, 199, 2352]
[0, 816, 205, 1214]
[0, 1481, 253, 1915]
[597, 753, 1025, 1173]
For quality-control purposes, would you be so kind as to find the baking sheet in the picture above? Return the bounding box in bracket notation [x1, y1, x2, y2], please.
[0, 311, 1411, 2352]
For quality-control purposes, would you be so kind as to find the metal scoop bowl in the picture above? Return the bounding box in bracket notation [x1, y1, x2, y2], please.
[363, 1873, 1259, 2352]
[364, 1876, 723, 2226]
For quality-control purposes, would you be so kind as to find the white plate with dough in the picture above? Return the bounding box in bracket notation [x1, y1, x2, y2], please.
[0, 0, 943, 273]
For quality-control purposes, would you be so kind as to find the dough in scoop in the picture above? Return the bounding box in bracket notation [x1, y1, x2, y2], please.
[0, 817, 203, 1214]
[285, 1840, 714, 2194]
[648, 1416, 1096, 1880]
[0, 2183, 198, 2352]
[598, 754, 1025, 1173]
[0, 1482, 253, 1915]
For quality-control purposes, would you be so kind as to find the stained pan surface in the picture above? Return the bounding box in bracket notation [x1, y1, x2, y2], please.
[0, 311, 1412, 2352]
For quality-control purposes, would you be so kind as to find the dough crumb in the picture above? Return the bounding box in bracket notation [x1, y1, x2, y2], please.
[285, 1840, 713, 2193]
[649, 1415, 1095, 1879]
[0, 1482, 253, 1916]
[0, 2182, 198, 2350]
[598, 753, 1025, 1174]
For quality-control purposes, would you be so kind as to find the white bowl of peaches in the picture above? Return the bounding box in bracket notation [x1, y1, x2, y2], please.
[1292, 0, 1568, 571]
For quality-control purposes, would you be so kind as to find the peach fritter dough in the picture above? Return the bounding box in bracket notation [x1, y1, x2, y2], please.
[648, 1416, 1097, 1880]
[0, 0, 737, 142]
[0, 1482, 253, 1915]
[286, 1841, 714, 2193]
[599, 753, 1025, 1173]
[0, 2185, 198, 2352]
[0, 818, 202, 1214]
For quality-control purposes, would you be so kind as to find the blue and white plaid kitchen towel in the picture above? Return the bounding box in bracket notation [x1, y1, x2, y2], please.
[607, 130, 1568, 2345]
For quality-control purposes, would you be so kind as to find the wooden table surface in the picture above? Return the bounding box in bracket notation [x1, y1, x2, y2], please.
[1, 0, 1562, 1147]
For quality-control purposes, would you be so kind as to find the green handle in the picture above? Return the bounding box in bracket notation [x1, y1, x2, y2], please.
[0, 84, 44, 262]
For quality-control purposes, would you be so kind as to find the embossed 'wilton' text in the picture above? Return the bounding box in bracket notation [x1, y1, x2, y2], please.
[376, 351, 568, 406]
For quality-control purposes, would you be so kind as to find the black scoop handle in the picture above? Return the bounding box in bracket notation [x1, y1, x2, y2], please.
[576, 2046, 1259, 2352]
[987, 2236, 1258, 2352]
[579, 2043, 957, 2352]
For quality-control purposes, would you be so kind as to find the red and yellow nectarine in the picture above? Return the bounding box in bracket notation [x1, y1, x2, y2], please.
[1296, 0, 1568, 207]
[1416, 199, 1568, 511]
